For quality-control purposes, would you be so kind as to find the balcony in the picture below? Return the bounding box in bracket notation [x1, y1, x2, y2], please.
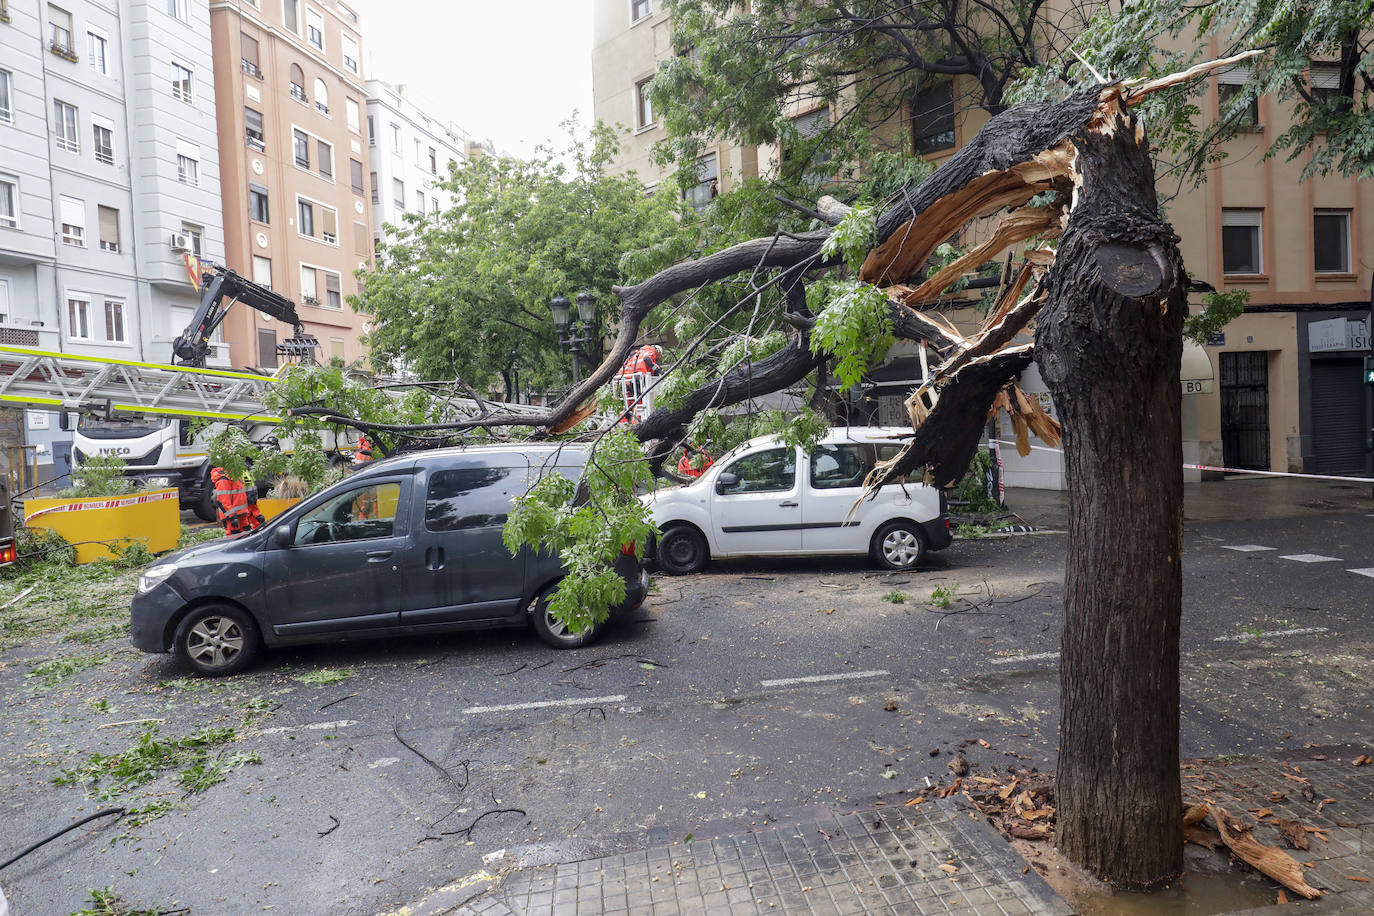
[241, 59, 263, 80]
[48, 39, 78, 63]
[289, 84, 308, 104]
[301, 295, 321, 307]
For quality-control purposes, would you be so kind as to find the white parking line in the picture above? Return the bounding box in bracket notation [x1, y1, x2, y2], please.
[462, 695, 627, 715]
[260, 719, 357, 735]
[1278, 554, 1342, 563]
[990, 651, 1060, 666]
[760, 670, 889, 688]
[1348, 568, 1374, 579]
[1214, 627, 1328, 643]
[1222, 545, 1277, 552]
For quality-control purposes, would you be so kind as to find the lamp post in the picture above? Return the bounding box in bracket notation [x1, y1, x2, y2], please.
[550, 292, 598, 384]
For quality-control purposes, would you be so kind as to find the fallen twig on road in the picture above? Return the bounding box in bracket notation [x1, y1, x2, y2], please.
[393, 723, 453, 782]
[319, 693, 358, 711]
[442, 808, 528, 841]
[318, 814, 340, 837]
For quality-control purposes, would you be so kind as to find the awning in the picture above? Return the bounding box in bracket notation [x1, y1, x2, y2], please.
[1181, 340, 1214, 394]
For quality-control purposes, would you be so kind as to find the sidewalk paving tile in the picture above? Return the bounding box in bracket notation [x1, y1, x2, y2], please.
[447, 799, 1072, 916]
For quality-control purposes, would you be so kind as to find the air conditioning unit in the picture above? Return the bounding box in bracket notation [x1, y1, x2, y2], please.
[170, 232, 190, 252]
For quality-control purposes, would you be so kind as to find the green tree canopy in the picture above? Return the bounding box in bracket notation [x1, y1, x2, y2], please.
[352, 124, 686, 395]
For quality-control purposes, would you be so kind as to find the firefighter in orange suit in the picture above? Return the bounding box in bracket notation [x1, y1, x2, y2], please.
[353, 435, 374, 467]
[210, 467, 264, 535]
[676, 443, 714, 479]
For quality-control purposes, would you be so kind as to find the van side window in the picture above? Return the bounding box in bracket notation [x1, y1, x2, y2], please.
[719, 447, 795, 494]
[295, 482, 401, 545]
[874, 445, 915, 485]
[425, 467, 514, 531]
[809, 444, 875, 489]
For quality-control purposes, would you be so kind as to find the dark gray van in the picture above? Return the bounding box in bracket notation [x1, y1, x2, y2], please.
[131, 444, 650, 676]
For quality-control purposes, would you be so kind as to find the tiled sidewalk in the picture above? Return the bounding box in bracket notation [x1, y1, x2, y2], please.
[432, 799, 1072, 916]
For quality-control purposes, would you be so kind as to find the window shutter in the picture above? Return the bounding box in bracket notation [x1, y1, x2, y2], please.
[97, 205, 118, 242]
[317, 140, 332, 175]
[1219, 65, 1254, 84]
[59, 196, 84, 226]
[1310, 65, 1341, 90]
[241, 33, 258, 67]
[325, 272, 340, 296]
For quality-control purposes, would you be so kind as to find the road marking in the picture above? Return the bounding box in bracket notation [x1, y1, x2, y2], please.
[1214, 627, 1328, 643]
[1348, 568, 1374, 579]
[1222, 544, 1277, 552]
[760, 670, 889, 688]
[462, 695, 627, 714]
[990, 651, 1060, 666]
[1279, 554, 1341, 563]
[260, 718, 356, 735]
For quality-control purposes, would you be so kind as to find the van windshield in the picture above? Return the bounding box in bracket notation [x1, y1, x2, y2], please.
[77, 415, 171, 440]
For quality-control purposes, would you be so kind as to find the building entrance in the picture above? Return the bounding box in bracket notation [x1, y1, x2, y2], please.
[1220, 351, 1270, 471]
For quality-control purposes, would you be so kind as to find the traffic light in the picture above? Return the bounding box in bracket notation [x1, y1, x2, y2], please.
[1366, 354, 1374, 386]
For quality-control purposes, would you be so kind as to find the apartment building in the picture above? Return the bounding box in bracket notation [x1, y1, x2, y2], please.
[591, 0, 1373, 482]
[0, 0, 226, 466]
[209, 0, 373, 370]
[364, 79, 469, 249]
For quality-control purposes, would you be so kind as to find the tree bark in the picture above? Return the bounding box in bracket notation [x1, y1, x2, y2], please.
[1034, 101, 1186, 888]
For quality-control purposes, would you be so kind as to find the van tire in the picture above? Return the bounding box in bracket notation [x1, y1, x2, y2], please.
[529, 586, 604, 649]
[173, 604, 261, 676]
[193, 479, 218, 522]
[871, 520, 927, 571]
[656, 525, 708, 576]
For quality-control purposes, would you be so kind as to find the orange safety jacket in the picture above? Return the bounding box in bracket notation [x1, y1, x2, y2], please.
[676, 447, 713, 479]
[210, 467, 264, 535]
[353, 435, 374, 466]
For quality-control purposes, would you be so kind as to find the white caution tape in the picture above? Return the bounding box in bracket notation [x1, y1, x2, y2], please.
[24, 488, 177, 523]
[992, 439, 1374, 484]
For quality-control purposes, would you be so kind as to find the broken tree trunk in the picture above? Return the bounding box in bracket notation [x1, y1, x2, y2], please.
[1035, 95, 1187, 888]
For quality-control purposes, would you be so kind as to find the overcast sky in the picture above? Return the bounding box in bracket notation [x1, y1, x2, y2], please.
[349, 0, 595, 158]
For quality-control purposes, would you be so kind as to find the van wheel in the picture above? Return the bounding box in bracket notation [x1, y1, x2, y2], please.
[529, 587, 604, 649]
[193, 483, 217, 522]
[173, 604, 261, 676]
[657, 526, 708, 576]
[871, 521, 927, 571]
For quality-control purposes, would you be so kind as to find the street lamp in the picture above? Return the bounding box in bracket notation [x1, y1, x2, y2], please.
[550, 292, 598, 383]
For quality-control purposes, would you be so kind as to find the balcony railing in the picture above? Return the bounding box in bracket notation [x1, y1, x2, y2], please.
[301, 295, 321, 307]
[246, 134, 265, 152]
[55, 135, 79, 153]
[95, 147, 113, 165]
[315, 101, 329, 116]
[49, 39, 78, 62]
[321, 231, 337, 245]
[289, 84, 308, 104]
[241, 59, 263, 80]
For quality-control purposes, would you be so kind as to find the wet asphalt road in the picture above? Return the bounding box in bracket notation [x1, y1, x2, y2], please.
[2, 509, 1372, 915]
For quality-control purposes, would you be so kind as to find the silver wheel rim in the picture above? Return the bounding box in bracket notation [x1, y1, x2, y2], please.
[882, 529, 920, 568]
[543, 607, 570, 639]
[187, 615, 244, 669]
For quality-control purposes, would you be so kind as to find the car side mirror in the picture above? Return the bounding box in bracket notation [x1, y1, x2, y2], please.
[715, 472, 739, 495]
[271, 525, 292, 548]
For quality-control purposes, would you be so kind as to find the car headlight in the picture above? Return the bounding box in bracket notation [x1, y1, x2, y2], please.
[138, 563, 178, 593]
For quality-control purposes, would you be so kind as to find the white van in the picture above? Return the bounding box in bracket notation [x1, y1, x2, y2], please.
[644, 426, 951, 574]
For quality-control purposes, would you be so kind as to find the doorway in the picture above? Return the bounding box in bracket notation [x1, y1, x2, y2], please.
[1219, 351, 1270, 471]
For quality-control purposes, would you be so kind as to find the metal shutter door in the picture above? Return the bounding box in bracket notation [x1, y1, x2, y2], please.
[1309, 358, 1366, 474]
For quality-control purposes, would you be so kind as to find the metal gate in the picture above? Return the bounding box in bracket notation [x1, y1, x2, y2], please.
[1220, 351, 1270, 470]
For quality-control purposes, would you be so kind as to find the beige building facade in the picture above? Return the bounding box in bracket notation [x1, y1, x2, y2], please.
[591, 0, 1372, 481]
[210, 0, 374, 371]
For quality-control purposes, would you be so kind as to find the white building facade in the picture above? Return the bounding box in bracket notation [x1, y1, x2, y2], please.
[0, 0, 225, 469]
[363, 79, 468, 249]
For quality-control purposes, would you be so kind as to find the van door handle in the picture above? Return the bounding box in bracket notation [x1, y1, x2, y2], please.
[779, 500, 799, 507]
[425, 546, 445, 570]
[366, 550, 392, 563]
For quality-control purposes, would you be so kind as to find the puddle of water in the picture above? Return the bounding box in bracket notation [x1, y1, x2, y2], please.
[1075, 870, 1279, 916]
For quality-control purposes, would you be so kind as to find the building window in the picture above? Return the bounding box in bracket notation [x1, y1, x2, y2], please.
[341, 33, 359, 74]
[324, 270, 341, 309]
[59, 196, 85, 246]
[87, 29, 107, 74]
[306, 8, 324, 50]
[97, 205, 119, 252]
[298, 198, 314, 237]
[320, 207, 338, 244]
[1218, 66, 1258, 125]
[67, 297, 90, 339]
[353, 220, 367, 253]
[0, 175, 17, 229]
[346, 97, 360, 133]
[330, 337, 345, 360]
[92, 123, 114, 165]
[393, 178, 404, 210]
[390, 122, 400, 153]
[428, 147, 437, 174]
[0, 70, 10, 123]
[289, 64, 307, 104]
[684, 154, 717, 210]
[293, 128, 310, 167]
[53, 100, 79, 152]
[171, 61, 194, 103]
[349, 158, 363, 194]
[1221, 208, 1263, 276]
[414, 137, 421, 164]
[634, 77, 654, 129]
[912, 82, 955, 155]
[317, 138, 333, 179]
[245, 106, 265, 150]
[314, 78, 329, 116]
[369, 171, 378, 204]
[367, 115, 375, 146]
[167, 0, 189, 22]
[176, 141, 200, 186]
[104, 299, 125, 342]
[258, 328, 278, 369]
[253, 255, 272, 288]
[1310, 64, 1343, 105]
[250, 182, 270, 223]
[181, 222, 203, 256]
[300, 264, 318, 303]
[48, 5, 73, 55]
[1313, 209, 1350, 274]
[431, 197, 439, 215]
[784, 107, 831, 185]
[415, 189, 424, 212]
[631, 0, 651, 21]
[241, 33, 262, 79]
[282, 0, 299, 34]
